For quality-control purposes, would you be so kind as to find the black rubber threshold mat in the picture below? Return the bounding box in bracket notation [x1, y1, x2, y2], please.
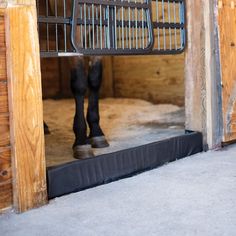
[47, 131, 203, 199]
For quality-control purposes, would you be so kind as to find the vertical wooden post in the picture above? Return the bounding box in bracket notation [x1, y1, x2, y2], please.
[0, 8, 12, 212]
[185, 0, 222, 149]
[3, 0, 47, 212]
[204, 0, 223, 148]
[218, 0, 236, 142]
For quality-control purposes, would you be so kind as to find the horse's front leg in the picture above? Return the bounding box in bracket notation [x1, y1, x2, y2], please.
[70, 57, 94, 159]
[87, 56, 109, 148]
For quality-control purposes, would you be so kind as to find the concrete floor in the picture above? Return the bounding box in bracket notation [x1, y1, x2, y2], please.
[1, 144, 236, 236]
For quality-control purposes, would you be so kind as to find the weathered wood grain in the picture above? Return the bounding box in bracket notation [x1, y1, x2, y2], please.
[0, 81, 8, 113]
[0, 95, 8, 113]
[218, 1, 236, 142]
[0, 10, 12, 212]
[0, 94, 8, 113]
[0, 80, 7, 95]
[0, 180, 12, 212]
[0, 146, 11, 184]
[113, 55, 184, 105]
[0, 53, 6, 80]
[0, 146, 12, 211]
[0, 16, 5, 49]
[185, 0, 222, 149]
[0, 113, 10, 147]
[185, 1, 205, 134]
[0, 16, 6, 81]
[5, 5, 47, 212]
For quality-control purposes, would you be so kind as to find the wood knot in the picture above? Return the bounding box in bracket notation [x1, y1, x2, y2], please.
[231, 42, 235, 47]
[0, 170, 8, 177]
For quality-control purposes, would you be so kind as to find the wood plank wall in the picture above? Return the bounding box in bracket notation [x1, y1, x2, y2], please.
[41, 55, 184, 106]
[41, 57, 114, 99]
[113, 55, 184, 106]
[0, 12, 12, 212]
[41, 58, 61, 98]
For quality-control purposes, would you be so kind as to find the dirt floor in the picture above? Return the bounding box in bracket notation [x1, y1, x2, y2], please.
[43, 98, 185, 167]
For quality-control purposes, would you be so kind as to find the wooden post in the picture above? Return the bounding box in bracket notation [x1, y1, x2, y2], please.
[218, 0, 236, 142]
[1, 0, 47, 212]
[0, 8, 12, 212]
[185, 0, 222, 149]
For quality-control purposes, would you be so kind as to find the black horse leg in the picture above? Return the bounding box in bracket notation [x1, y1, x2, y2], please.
[71, 59, 94, 159]
[87, 57, 109, 148]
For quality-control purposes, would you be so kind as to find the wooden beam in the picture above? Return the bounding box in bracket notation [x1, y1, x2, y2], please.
[0, 10, 12, 212]
[185, 1, 205, 140]
[5, 4, 47, 212]
[204, 0, 223, 148]
[185, 0, 222, 149]
[0, 146, 12, 212]
[218, 0, 236, 142]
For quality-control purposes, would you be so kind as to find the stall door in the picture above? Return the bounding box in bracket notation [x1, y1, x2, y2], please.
[218, 1, 236, 142]
[37, 0, 186, 57]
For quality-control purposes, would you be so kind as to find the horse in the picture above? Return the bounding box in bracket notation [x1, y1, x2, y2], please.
[45, 0, 109, 159]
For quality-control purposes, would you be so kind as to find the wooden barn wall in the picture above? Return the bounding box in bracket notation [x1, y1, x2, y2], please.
[41, 58, 61, 98]
[41, 57, 114, 99]
[113, 55, 185, 106]
[41, 55, 184, 106]
[0, 11, 13, 212]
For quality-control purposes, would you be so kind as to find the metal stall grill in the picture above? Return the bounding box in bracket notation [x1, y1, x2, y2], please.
[37, 0, 185, 57]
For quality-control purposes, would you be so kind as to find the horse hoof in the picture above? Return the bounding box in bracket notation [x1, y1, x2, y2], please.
[90, 136, 109, 148]
[73, 145, 95, 159]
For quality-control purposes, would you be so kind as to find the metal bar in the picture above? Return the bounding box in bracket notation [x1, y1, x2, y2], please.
[122, 1, 124, 49]
[88, 6, 91, 48]
[100, 5, 103, 49]
[162, 0, 166, 50]
[168, 0, 172, 50]
[128, 0, 131, 49]
[173, 0, 177, 49]
[96, 6, 99, 48]
[80, 5, 83, 48]
[115, 5, 117, 49]
[156, 0, 160, 50]
[142, 4, 144, 49]
[84, 3, 87, 49]
[64, 0, 67, 52]
[46, 0, 49, 51]
[92, 4, 95, 49]
[55, 0, 58, 52]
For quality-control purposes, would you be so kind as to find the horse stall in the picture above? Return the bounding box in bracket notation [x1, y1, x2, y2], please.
[38, 0, 204, 200]
[0, 0, 234, 213]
